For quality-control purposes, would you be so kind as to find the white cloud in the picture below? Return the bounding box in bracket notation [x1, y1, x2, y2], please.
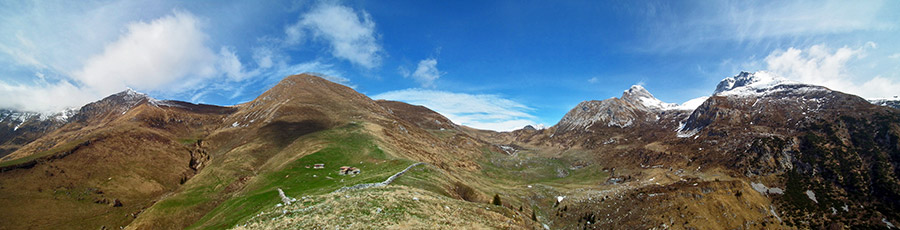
[0, 10, 268, 113]
[588, 77, 599, 84]
[373, 89, 538, 131]
[75, 11, 223, 95]
[405, 58, 441, 88]
[397, 65, 411, 78]
[252, 47, 276, 69]
[218, 47, 249, 81]
[0, 80, 96, 113]
[764, 43, 900, 99]
[289, 3, 383, 68]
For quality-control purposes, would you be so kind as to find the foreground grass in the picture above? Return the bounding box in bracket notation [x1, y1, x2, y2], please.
[234, 185, 532, 229]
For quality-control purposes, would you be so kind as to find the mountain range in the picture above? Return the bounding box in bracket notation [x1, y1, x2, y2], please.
[1, 71, 899, 229]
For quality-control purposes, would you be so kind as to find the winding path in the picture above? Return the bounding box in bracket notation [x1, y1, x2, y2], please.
[333, 162, 425, 193]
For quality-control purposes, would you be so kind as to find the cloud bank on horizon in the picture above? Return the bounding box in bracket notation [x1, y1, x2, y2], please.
[1, 0, 898, 131]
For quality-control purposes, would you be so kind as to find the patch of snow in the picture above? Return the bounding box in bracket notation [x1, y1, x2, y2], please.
[675, 121, 699, 138]
[870, 98, 900, 109]
[148, 98, 187, 109]
[768, 187, 783, 194]
[557, 196, 565, 203]
[13, 120, 24, 131]
[608, 119, 633, 128]
[714, 71, 790, 95]
[751, 182, 784, 195]
[673, 96, 709, 111]
[770, 205, 782, 222]
[499, 145, 517, 155]
[805, 190, 818, 203]
[885, 218, 896, 229]
[232, 122, 240, 127]
[713, 71, 831, 98]
[751, 182, 768, 194]
[622, 85, 678, 110]
[677, 128, 699, 138]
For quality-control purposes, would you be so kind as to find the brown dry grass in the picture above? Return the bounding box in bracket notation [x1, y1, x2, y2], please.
[235, 186, 534, 230]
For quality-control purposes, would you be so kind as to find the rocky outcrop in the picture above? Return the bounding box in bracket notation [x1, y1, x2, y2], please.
[188, 140, 209, 171]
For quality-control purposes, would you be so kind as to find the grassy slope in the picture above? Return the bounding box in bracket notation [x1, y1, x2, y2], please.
[229, 131, 612, 229]
[137, 119, 613, 229]
[189, 127, 414, 229]
[0, 137, 88, 168]
[235, 185, 530, 229]
[133, 123, 414, 229]
[0, 123, 198, 230]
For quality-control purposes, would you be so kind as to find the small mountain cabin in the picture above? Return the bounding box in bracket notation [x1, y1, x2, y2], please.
[339, 166, 360, 175]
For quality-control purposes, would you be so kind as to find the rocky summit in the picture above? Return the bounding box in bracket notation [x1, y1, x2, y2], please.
[1, 72, 898, 229]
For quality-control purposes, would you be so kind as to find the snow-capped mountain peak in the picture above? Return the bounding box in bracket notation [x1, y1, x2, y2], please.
[622, 85, 676, 110]
[713, 71, 803, 97]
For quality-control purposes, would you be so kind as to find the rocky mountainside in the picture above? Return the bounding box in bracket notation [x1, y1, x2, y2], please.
[0, 109, 74, 158]
[555, 85, 689, 132]
[676, 72, 900, 228]
[871, 98, 900, 109]
[1, 72, 897, 229]
[508, 71, 900, 229]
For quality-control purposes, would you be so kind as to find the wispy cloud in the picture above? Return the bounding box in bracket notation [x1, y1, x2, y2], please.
[763, 43, 900, 99]
[401, 58, 442, 88]
[0, 0, 152, 73]
[373, 89, 538, 131]
[635, 0, 895, 51]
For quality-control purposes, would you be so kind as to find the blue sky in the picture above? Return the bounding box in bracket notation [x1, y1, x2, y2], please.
[1, 0, 899, 131]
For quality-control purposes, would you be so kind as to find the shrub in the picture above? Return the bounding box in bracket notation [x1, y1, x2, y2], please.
[492, 194, 502, 206]
[452, 182, 478, 202]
